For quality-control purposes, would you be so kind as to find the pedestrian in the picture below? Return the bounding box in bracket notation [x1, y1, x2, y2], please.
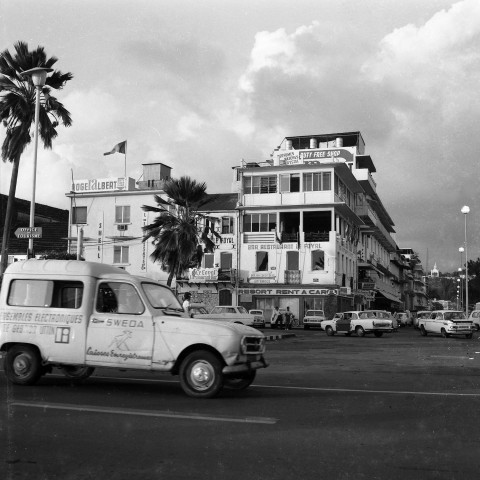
[182, 292, 191, 315]
[271, 306, 280, 328]
[284, 306, 293, 330]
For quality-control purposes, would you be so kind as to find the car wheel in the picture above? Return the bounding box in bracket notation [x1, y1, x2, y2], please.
[466, 333, 473, 339]
[476, 324, 480, 331]
[325, 326, 335, 336]
[355, 326, 365, 337]
[374, 331, 383, 337]
[5, 344, 43, 386]
[224, 370, 256, 390]
[441, 328, 449, 338]
[179, 350, 224, 398]
[61, 366, 95, 381]
[420, 325, 427, 336]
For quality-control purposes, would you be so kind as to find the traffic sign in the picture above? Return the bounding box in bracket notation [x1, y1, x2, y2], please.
[14, 227, 43, 239]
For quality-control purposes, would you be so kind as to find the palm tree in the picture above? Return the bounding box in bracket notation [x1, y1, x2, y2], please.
[0, 41, 73, 275]
[142, 176, 213, 286]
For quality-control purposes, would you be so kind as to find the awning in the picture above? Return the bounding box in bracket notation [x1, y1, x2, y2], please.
[376, 290, 401, 303]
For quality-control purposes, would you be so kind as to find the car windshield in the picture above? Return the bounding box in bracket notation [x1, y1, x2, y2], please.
[308, 311, 324, 316]
[194, 307, 208, 314]
[444, 311, 466, 320]
[141, 283, 183, 310]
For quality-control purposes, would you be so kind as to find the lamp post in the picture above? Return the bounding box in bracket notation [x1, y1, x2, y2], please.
[21, 67, 53, 259]
[459, 247, 464, 310]
[461, 206, 470, 316]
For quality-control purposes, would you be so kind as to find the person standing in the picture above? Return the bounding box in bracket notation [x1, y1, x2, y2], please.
[284, 306, 293, 330]
[182, 292, 191, 315]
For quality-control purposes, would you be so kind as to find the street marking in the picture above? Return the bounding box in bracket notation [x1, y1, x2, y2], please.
[10, 401, 278, 425]
[255, 384, 480, 397]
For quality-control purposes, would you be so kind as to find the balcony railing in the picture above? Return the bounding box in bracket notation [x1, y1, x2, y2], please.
[304, 231, 329, 242]
[284, 270, 301, 284]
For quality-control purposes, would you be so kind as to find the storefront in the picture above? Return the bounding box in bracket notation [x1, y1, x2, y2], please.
[238, 285, 354, 324]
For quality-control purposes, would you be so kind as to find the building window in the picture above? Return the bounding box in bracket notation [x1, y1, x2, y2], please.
[243, 175, 277, 194]
[113, 245, 129, 264]
[303, 172, 331, 191]
[204, 253, 214, 268]
[312, 250, 325, 270]
[222, 217, 234, 234]
[72, 206, 87, 224]
[220, 252, 232, 270]
[256, 252, 268, 271]
[115, 205, 131, 224]
[280, 174, 300, 193]
[287, 251, 299, 270]
[243, 213, 276, 232]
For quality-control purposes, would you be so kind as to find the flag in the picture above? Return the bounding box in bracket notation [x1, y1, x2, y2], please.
[104, 140, 127, 156]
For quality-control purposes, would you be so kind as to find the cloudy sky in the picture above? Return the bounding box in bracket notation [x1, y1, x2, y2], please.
[1, 0, 479, 272]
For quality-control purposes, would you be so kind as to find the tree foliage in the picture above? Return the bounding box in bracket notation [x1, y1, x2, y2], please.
[142, 176, 210, 286]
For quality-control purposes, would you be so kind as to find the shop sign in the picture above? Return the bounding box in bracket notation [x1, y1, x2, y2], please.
[73, 177, 128, 193]
[188, 267, 219, 282]
[247, 243, 297, 250]
[356, 289, 376, 300]
[238, 288, 339, 296]
[299, 148, 353, 163]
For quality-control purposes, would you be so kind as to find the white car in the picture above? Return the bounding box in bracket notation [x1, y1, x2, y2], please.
[419, 310, 474, 338]
[303, 310, 326, 330]
[468, 310, 480, 331]
[249, 310, 266, 328]
[195, 306, 262, 328]
[322, 310, 394, 337]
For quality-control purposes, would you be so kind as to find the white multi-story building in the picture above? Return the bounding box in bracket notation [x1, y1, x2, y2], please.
[234, 132, 401, 321]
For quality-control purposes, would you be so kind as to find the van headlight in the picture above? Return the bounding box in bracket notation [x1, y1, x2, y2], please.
[241, 336, 266, 354]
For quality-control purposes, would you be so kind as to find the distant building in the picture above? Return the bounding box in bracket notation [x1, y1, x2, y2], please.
[0, 193, 69, 266]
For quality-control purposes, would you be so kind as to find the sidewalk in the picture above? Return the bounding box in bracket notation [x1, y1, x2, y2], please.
[263, 331, 296, 341]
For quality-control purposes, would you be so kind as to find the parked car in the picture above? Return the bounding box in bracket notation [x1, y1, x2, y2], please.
[418, 310, 474, 338]
[194, 305, 262, 328]
[468, 310, 480, 331]
[414, 310, 431, 329]
[322, 310, 394, 337]
[303, 310, 326, 330]
[249, 309, 266, 328]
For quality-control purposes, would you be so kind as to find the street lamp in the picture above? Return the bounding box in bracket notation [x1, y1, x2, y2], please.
[461, 206, 470, 316]
[21, 67, 53, 258]
[458, 247, 464, 310]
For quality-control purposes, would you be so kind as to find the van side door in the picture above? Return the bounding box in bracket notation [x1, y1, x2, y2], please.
[86, 281, 154, 368]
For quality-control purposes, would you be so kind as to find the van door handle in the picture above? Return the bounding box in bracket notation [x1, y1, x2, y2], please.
[91, 318, 105, 324]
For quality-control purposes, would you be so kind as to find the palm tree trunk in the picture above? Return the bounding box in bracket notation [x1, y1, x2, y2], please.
[0, 157, 20, 276]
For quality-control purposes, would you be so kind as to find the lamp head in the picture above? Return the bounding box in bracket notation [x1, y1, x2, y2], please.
[461, 205, 470, 215]
[459, 247, 465, 253]
[21, 67, 53, 87]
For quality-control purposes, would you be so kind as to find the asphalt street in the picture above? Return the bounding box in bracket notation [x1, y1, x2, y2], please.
[2, 327, 480, 480]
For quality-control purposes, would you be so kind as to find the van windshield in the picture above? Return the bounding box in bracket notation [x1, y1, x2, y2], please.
[142, 283, 183, 310]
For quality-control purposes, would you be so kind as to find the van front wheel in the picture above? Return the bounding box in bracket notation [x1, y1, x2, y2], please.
[179, 350, 224, 398]
[5, 345, 43, 386]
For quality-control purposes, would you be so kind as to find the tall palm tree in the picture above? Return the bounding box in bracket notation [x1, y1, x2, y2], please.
[0, 41, 73, 275]
[142, 176, 213, 286]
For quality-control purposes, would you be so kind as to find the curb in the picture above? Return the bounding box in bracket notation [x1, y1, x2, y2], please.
[264, 332, 296, 341]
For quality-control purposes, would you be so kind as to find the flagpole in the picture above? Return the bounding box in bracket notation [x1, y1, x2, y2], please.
[124, 143, 127, 178]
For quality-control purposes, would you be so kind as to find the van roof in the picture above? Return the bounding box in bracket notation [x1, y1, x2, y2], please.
[4, 259, 132, 279]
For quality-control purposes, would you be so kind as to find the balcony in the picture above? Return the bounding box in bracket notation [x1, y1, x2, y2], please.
[284, 270, 301, 284]
[304, 231, 329, 242]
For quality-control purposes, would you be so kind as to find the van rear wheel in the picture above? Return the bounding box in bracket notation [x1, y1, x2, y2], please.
[355, 326, 366, 337]
[61, 366, 95, 381]
[5, 345, 43, 386]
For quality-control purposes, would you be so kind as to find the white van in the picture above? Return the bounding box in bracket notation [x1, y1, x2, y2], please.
[0, 260, 267, 398]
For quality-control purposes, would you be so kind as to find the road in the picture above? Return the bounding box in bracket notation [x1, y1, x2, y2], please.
[2, 327, 480, 480]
